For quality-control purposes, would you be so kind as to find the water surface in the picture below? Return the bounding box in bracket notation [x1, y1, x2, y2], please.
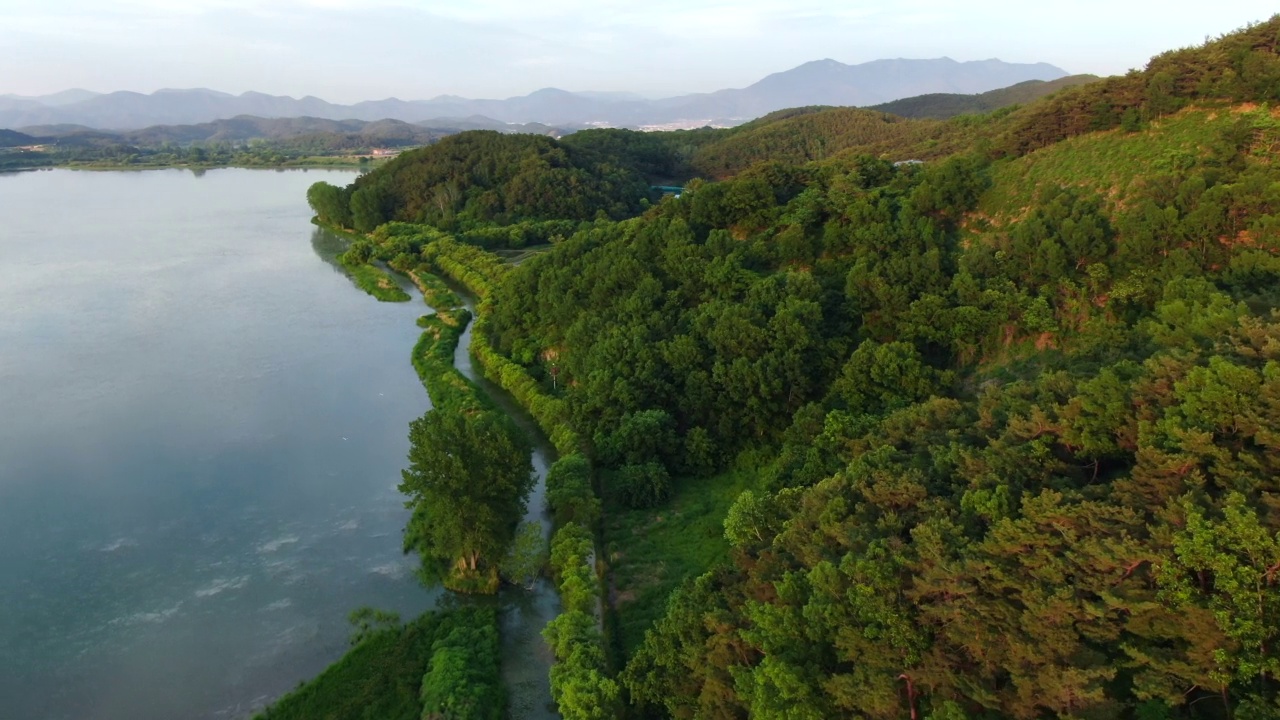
[0, 168, 439, 719]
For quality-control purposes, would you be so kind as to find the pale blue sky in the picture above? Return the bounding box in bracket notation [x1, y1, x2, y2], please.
[2, 1, 1277, 102]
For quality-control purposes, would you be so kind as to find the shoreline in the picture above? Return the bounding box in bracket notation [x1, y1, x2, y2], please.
[410, 236, 619, 692]
[0, 158, 381, 173]
[424, 275, 564, 719]
[304, 221, 564, 718]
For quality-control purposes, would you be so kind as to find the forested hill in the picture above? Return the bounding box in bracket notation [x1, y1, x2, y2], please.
[307, 131, 653, 233]
[0, 128, 36, 147]
[658, 18, 1280, 178]
[313, 15, 1280, 720]
[868, 74, 1100, 119]
[16, 115, 561, 148]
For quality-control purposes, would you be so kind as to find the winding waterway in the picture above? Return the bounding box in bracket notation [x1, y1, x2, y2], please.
[449, 287, 560, 720]
[0, 168, 556, 719]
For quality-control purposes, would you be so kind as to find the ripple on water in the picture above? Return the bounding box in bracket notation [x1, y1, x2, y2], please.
[368, 557, 413, 580]
[211, 694, 274, 720]
[110, 601, 184, 627]
[374, 481, 403, 501]
[194, 576, 251, 598]
[251, 622, 320, 663]
[262, 558, 307, 586]
[257, 535, 300, 553]
[262, 558, 295, 574]
[99, 538, 138, 552]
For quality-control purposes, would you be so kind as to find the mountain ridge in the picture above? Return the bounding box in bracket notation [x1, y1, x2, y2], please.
[13, 114, 565, 149]
[0, 57, 1068, 131]
[868, 74, 1101, 119]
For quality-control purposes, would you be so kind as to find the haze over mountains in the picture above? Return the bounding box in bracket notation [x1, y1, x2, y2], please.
[1, 57, 1068, 132]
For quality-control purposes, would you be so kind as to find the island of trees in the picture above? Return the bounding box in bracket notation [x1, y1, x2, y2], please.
[283, 15, 1280, 720]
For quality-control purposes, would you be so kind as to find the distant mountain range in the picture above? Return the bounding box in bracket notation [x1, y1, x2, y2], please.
[0, 115, 565, 150]
[1, 57, 1069, 131]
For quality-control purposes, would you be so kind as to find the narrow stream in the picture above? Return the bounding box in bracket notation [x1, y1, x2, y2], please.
[329, 246, 562, 718]
[440, 282, 562, 719]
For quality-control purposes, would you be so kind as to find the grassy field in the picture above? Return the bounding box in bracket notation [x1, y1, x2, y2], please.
[492, 244, 555, 266]
[602, 457, 766, 656]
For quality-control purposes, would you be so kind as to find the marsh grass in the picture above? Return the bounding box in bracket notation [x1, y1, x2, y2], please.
[254, 608, 503, 720]
[602, 459, 764, 656]
[341, 260, 412, 302]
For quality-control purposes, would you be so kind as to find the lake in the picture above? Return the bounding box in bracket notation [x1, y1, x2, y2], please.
[0, 168, 446, 719]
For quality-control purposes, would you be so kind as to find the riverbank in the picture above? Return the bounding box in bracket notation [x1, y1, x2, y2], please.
[261, 221, 563, 719]
[254, 607, 503, 720]
[424, 275, 563, 719]
[311, 214, 623, 715]
[0, 156, 385, 173]
[341, 259, 410, 302]
[311, 221, 414, 303]
[412, 235, 622, 716]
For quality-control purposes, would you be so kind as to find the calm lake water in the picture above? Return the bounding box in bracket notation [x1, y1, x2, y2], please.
[0, 168, 447, 719]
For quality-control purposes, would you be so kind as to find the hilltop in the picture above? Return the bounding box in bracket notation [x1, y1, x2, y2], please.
[868, 74, 1100, 118]
[0, 129, 36, 147]
[307, 131, 651, 232]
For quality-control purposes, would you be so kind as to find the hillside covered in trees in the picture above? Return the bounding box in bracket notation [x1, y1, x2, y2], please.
[868, 74, 1100, 119]
[306, 131, 655, 233]
[311, 15, 1280, 720]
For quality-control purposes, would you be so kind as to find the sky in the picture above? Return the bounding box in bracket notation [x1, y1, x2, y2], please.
[2, 0, 1278, 103]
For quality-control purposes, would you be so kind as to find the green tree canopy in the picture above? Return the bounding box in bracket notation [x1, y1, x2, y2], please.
[399, 409, 533, 587]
